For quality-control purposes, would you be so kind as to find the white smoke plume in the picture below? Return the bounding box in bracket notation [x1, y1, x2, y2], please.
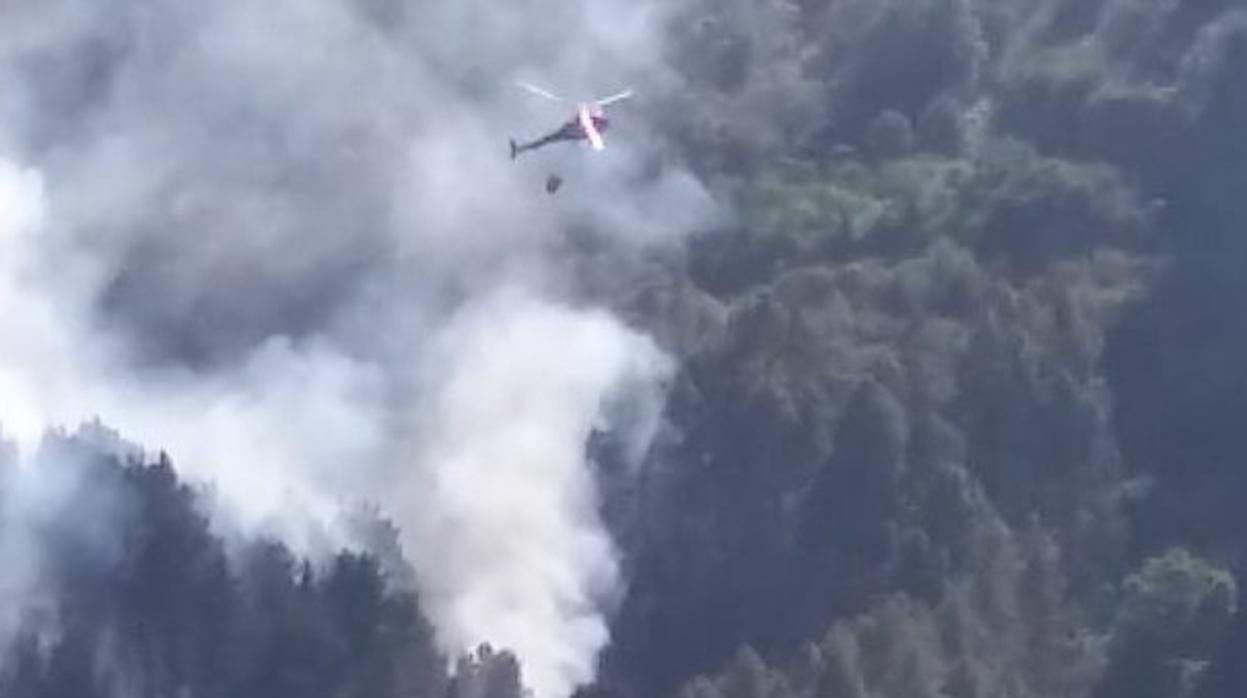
[403, 288, 672, 698]
[0, 154, 384, 532]
[0, 0, 717, 694]
[0, 159, 54, 448]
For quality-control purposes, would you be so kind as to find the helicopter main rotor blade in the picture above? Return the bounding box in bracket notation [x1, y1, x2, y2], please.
[593, 89, 633, 108]
[516, 80, 566, 103]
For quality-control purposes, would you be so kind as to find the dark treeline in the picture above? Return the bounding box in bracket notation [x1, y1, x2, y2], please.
[0, 427, 524, 698]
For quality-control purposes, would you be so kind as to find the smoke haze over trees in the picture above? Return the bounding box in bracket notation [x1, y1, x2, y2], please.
[2, 1, 1247, 697]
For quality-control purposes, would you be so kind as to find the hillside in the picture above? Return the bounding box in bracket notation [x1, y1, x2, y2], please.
[2, 1, 1247, 698]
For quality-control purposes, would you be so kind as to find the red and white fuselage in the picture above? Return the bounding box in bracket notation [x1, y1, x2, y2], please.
[577, 104, 607, 150]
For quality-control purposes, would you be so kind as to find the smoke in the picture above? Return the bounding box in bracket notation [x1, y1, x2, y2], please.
[401, 288, 672, 698]
[0, 150, 384, 527]
[0, 158, 55, 449]
[0, 0, 715, 694]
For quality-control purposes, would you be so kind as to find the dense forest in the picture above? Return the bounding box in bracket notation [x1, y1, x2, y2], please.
[3, 0, 1247, 697]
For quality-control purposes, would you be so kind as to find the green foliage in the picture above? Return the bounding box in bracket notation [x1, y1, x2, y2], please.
[677, 519, 1105, 698]
[613, 225, 1145, 693]
[1097, 549, 1238, 698]
[1117, 549, 1238, 653]
[659, 0, 825, 175]
[691, 133, 1149, 297]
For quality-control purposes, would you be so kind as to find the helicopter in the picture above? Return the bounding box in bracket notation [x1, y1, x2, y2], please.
[509, 81, 634, 160]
